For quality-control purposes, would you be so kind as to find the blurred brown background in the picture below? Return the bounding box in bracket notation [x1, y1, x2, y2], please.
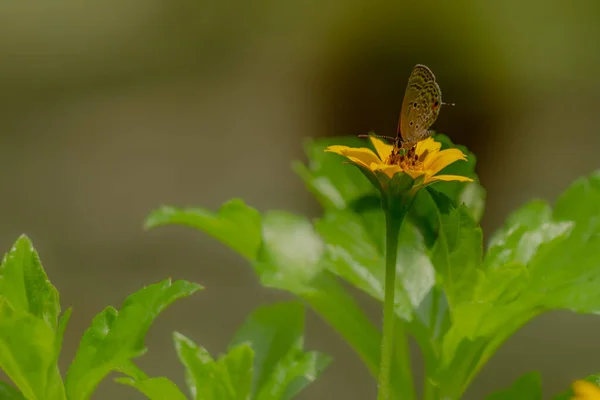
[1, 1, 600, 399]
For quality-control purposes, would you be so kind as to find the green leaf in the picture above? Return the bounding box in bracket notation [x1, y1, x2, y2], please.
[115, 359, 188, 399]
[229, 302, 304, 395]
[485, 371, 542, 400]
[434, 172, 600, 398]
[292, 136, 377, 210]
[174, 332, 254, 400]
[0, 382, 26, 399]
[0, 236, 66, 400]
[298, 272, 380, 377]
[255, 348, 331, 400]
[145, 199, 262, 260]
[429, 134, 483, 211]
[0, 299, 56, 400]
[254, 212, 325, 293]
[154, 203, 380, 394]
[484, 200, 572, 269]
[65, 279, 201, 400]
[173, 332, 213, 399]
[432, 205, 483, 308]
[527, 171, 600, 312]
[315, 209, 435, 322]
[115, 376, 187, 400]
[254, 211, 381, 379]
[230, 302, 331, 399]
[54, 307, 72, 363]
[0, 234, 60, 330]
[217, 345, 254, 400]
[43, 308, 72, 400]
[459, 181, 486, 223]
[257, 211, 413, 398]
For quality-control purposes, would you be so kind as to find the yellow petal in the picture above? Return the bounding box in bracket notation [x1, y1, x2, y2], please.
[403, 169, 427, 179]
[415, 137, 441, 156]
[371, 163, 401, 178]
[572, 381, 600, 399]
[344, 155, 372, 169]
[424, 175, 474, 185]
[325, 145, 382, 167]
[424, 148, 468, 175]
[369, 137, 394, 161]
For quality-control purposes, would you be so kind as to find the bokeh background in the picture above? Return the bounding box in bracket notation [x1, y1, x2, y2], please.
[1, 1, 600, 398]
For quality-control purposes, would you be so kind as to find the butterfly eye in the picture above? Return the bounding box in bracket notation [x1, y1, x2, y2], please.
[433, 100, 439, 109]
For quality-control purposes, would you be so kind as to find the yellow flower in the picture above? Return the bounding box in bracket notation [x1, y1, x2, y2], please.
[325, 136, 473, 186]
[572, 380, 600, 400]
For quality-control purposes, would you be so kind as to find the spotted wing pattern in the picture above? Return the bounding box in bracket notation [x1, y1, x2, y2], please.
[398, 64, 442, 148]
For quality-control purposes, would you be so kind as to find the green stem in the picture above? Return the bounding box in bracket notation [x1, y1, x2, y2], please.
[378, 207, 415, 400]
[423, 287, 442, 400]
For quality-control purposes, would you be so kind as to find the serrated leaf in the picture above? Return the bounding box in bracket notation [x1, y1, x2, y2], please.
[115, 358, 188, 399]
[115, 376, 187, 400]
[0, 236, 66, 400]
[217, 345, 254, 400]
[154, 203, 380, 396]
[485, 371, 542, 400]
[0, 299, 56, 400]
[229, 302, 304, 395]
[66, 279, 201, 400]
[145, 199, 262, 260]
[527, 171, 600, 312]
[255, 348, 331, 400]
[229, 302, 331, 399]
[435, 172, 600, 398]
[0, 235, 59, 330]
[54, 307, 72, 363]
[173, 332, 253, 400]
[485, 200, 572, 269]
[173, 332, 213, 399]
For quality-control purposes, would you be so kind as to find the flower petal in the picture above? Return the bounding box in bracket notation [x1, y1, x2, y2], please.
[403, 169, 426, 179]
[344, 156, 371, 169]
[371, 163, 401, 178]
[369, 137, 394, 161]
[415, 137, 441, 156]
[423, 148, 468, 175]
[325, 145, 382, 167]
[572, 380, 600, 398]
[424, 174, 474, 185]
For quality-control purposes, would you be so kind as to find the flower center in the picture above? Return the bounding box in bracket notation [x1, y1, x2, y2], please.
[386, 145, 427, 170]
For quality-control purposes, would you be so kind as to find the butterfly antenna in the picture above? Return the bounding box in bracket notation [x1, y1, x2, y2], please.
[442, 101, 455, 107]
[357, 133, 397, 141]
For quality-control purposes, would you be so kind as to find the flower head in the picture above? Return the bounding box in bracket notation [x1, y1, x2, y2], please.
[325, 136, 473, 188]
[571, 380, 600, 400]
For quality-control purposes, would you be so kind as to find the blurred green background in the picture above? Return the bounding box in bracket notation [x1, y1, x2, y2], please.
[1, 1, 599, 398]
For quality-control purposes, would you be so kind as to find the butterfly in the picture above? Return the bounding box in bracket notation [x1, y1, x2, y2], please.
[396, 64, 445, 149]
[360, 64, 451, 151]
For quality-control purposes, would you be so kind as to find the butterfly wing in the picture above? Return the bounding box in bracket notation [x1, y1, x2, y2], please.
[398, 65, 442, 145]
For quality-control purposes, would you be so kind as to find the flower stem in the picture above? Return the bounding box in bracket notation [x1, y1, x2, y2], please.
[377, 206, 415, 400]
